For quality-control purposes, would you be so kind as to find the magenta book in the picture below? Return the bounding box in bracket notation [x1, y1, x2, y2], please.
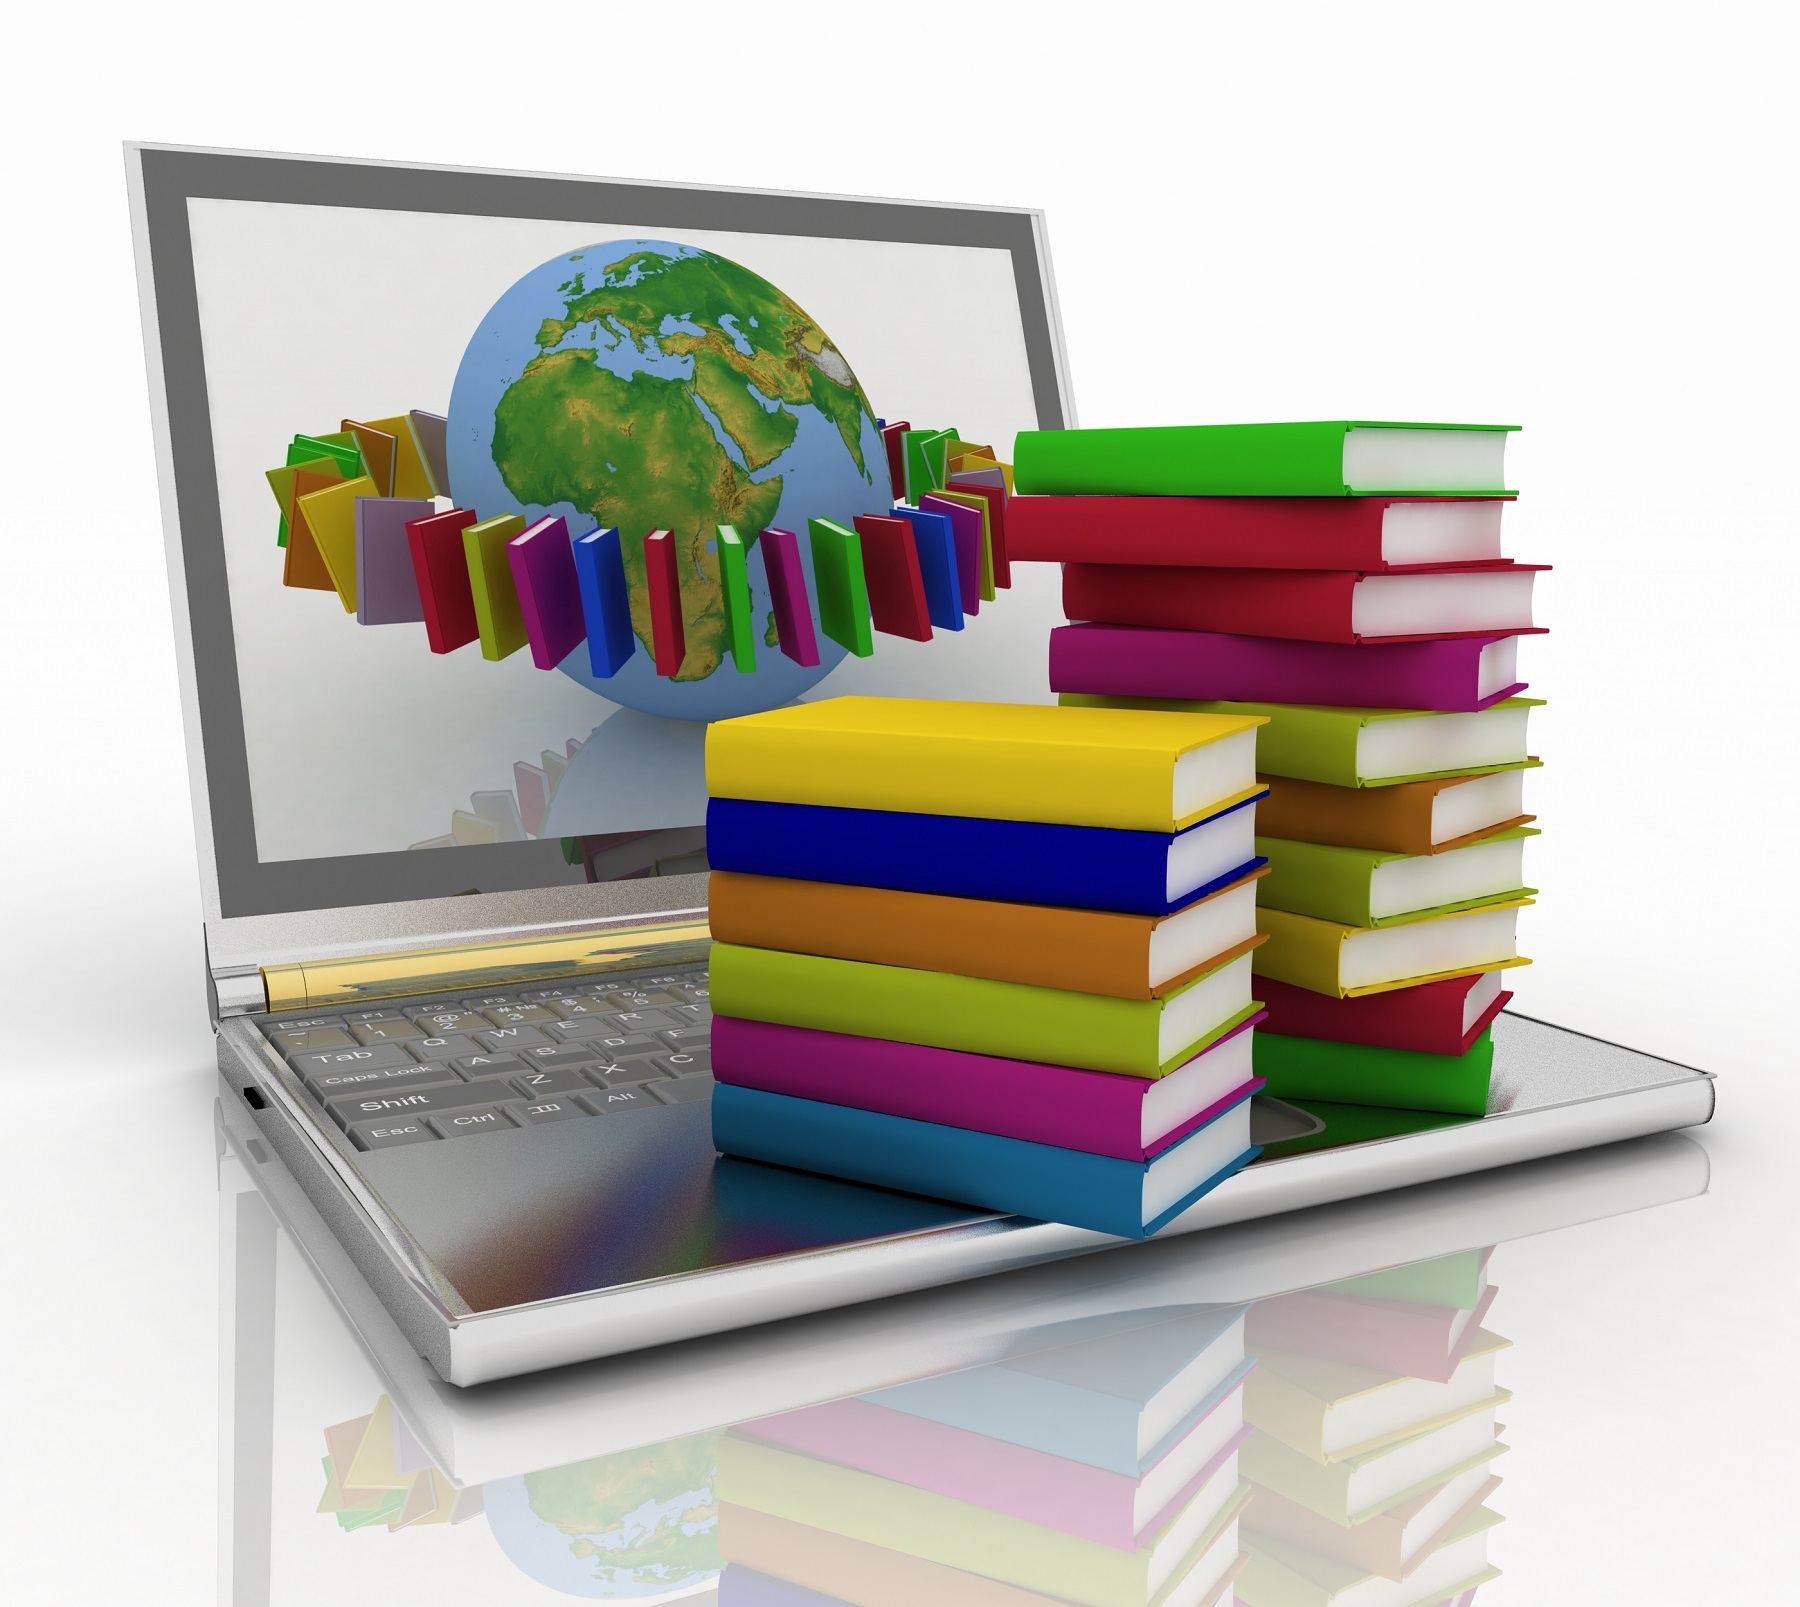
[1048, 624, 1528, 714]
[712, 1013, 1265, 1161]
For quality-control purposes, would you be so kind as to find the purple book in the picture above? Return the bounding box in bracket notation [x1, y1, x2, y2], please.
[507, 515, 586, 670]
[1049, 622, 1528, 713]
[920, 491, 983, 613]
[761, 527, 821, 666]
[355, 497, 435, 624]
[718, 1566, 847, 1607]
[713, 1012, 1266, 1162]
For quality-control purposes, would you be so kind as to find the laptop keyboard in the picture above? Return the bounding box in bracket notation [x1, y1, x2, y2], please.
[256, 967, 713, 1152]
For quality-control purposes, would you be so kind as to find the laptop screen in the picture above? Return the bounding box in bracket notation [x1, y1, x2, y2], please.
[131, 148, 1071, 923]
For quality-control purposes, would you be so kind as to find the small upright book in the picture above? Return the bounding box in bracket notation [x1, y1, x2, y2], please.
[707, 696, 1266, 833]
[1013, 421, 1518, 499]
[1257, 771, 1535, 855]
[1255, 972, 1511, 1056]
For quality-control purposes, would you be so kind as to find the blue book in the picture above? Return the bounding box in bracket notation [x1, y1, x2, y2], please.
[573, 526, 635, 676]
[704, 794, 1266, 916]
[892, 506, 962, 631]
[718, 1565, 849, 1607]
[711, 1084, 1259, 1241]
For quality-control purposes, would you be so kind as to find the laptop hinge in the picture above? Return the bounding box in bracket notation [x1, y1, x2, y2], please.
[259, 917, 711, 1014]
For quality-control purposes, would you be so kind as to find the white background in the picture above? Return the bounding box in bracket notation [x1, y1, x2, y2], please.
[1, 3, 1794, 1602]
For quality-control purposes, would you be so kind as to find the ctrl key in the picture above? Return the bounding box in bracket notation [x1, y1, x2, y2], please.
[347, 1116, 440, 1151]
[425, 1104, 518, 1139]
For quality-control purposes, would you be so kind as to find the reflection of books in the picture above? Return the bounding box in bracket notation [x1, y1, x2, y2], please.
[1236, 1504, 1502, 1607]
[1246, 1331, 1511, 1462]
[316, 1396, 482, 1532]
[716, 1432, 1246, 1607]
[1246, 1286, 1498, 1385]
[1245, 1468, 1501, 1583]
[1329, 1251, 1490, 1311]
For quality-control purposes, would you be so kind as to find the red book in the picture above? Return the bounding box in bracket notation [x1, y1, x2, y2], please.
[1258, 972, 1511, 1056]
[1012, 495, 1512, 571]
[644, 529, 685, 676]
[1062, 561, 1546, 644]
[880, 420, 911, 502]
[854, 515, 933, 641]
[405, 507, 480, 654]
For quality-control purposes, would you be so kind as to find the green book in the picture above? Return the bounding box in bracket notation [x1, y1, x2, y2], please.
[1061, 694, 1543, 789]
[1256, 1099, 1472, 1162]
[711, 942, 1259, 1077]
[1013, 421, 1518, 498]
[1254, 1030, 1494, 1116]
[807, 517, 874, 656]
[1330, 1249, 1490, 1310]
[1256, 829, 1537, 927]
[461, 513, 528, 661]
[716, 525, 757, 671]
[903, 427, 955, 502]
[292, 432, 366, 481]
[1242, 1423, 1508, 1528]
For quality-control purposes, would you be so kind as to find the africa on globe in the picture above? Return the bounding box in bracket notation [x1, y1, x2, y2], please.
[446, 240, 893, 721]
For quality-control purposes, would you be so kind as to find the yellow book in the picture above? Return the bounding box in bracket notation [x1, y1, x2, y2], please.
[706, 697, 1266, 833]
[364, 412, 437, 499]
[462, 513, 528, 661]
[295, 475, 377, 612]
[1254, 902, 1532, 999]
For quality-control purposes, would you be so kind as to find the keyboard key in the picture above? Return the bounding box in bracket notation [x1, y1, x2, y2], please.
[461, 994, 518, 1009]
[407, 1034, 482, 1062]
[586, 1033, 664, 1059]
[509, 1066, 593, 1098]
[265, 1015, 343, 1032]
[351, 1019, 426, 1045]
[545, 1017, 626, 1042]
[346, 1116, 441, 1151]
[474, 1025, 551, 1052]
[266, 1025, 355, 1053]
[517, 1043, 605, 1070]
[589, 1059, 667, 1087]
[455, 1053, 526, 1080]
[482, 1004, 557, 1026]
[654, 1051, 711, 1079]
[505, 1098, 590, 1126]
[607, 1009, 681, 1032]
[576, 1083, 667, 1115]
[657, 1026, 711, 1052]
[670, 986, 711, 1006]
[425, 1105, 517, 1138]
[324, 1081, 507, 1130]
[344, 1009, 405, 1023]
[546, 997, 610, 1020]
[664, 1004, 711, 1027]
[306, 1061, 462, 1102]
[518, 985, 588, 1002]
[289, 1044, 415, 1077]
[404, 1009, 487, 1035]
[604, 988, 686, 1008]
[650, 1077, 713, 1104]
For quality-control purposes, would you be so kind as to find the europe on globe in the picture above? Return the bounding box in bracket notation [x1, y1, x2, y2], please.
[446, 240, 894, 721]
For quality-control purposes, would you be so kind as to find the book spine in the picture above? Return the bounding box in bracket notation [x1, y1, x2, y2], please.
[1015, 422, 1351, 497]
[1065, 564, 1363, 644]
[713, 1014, 1265, 1160]
[1253, 1030, 1495, 1116]
[1256, 975, 1509, 1055]
[1011, 497, 1389, 568]
[1062, 696, 1367, 788]
[704, 798, 1187, 916]
[1050, 625, 1513, 714]
[1253, 837, 1383, 926]
[1255, 775, 1443, 854]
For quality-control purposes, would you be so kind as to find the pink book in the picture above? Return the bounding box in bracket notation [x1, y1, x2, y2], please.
[1049, 623, 1528, 714]
[507, 515, 586, 670]
[738, 1395, 1253, 1552]
[1246, 1284, 1501, 1383]
[761, 527, 821, 666]
[713, 1013, 1265, 1162]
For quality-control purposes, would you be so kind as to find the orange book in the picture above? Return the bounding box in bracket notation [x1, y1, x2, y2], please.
[1257, 772, 1536, 857]
[707, 868, 1267, 1000]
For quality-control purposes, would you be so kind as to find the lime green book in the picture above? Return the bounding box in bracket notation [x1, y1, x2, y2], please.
[716, 1431, 1251, 1607]
[1013, 421, 1517, 498]
[808, 518, 874, 657]
[1254, 1031, 1494, 1116]
[717, 525, 758, 671]
[711, 942, 1260, 1077]
[462, 513, 528, 661]
[1238, 1505, 1502, 1607]
[1241, 1416, 1507, 1528]
[1256, 830, 1537, 928]
[1061, 695, 1542, 789]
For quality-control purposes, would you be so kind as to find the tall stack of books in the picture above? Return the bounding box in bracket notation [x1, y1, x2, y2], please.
[705, 695, 1271, 1239]
[1235, 1248, 1509, 1607]
[716, 1304, 1255, 1607]
[1011, 421, 1544, 1118]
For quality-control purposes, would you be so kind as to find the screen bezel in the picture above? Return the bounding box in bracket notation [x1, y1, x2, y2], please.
[126, 143, 1074, 980]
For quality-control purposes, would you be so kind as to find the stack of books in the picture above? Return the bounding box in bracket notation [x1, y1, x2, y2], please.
[705, 695, 1272, 1238]
[1012, 421, 1544, 1116]
[1234, 1249, 1509, 1607]
[716, 1304, 1255, 1607]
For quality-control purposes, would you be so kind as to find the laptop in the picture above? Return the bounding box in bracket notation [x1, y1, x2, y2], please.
[130, 142, 1716, 1386]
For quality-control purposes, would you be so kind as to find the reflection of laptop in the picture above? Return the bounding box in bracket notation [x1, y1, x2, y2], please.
[133, 143, 1716, 1386]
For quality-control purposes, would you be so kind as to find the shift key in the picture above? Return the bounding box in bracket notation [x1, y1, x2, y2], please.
[324, 1080, 505, 1132]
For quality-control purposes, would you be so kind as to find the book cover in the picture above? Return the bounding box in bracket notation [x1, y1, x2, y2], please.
[711, 942, 1261, 1076]
[706, 697, 1266, 833]
[1011, 495, 1510, 571]
[1246, 1286, 1501, 1385]
[1254, 832, 1536, 929]
[713, 1013, 1266, 1161]
[705, 795, 1266, 917]
[1013, 422, 1517, 499]
[1049, 625, 1527, 715]
[1256, 773, 1538, 858]
[1255, 975, 1510, 1056]
[707, 867, 1268, 999]
[1063, 563, 1543, 646]
[1253, 1032, 1494, 1116]
[710, 1084, 1260, 1239]
[1058, 696, 1542, 791]
[1253, 904, 1531, 999]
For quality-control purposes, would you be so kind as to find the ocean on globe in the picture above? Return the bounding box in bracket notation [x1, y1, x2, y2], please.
[447, 240, 894, 721]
